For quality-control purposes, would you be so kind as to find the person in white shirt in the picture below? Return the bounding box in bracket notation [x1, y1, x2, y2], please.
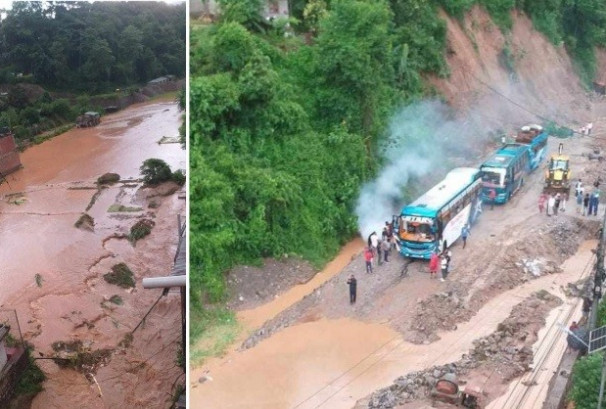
[587, 122, 593, 135]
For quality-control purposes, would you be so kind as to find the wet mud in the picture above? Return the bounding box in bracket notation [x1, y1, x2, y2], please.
[0, 100, 185, 408]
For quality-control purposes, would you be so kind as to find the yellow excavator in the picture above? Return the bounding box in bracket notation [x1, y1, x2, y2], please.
[544, 143, 571, 195]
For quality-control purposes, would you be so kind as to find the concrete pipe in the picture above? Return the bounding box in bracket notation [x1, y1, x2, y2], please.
[142, 275, 186, 289]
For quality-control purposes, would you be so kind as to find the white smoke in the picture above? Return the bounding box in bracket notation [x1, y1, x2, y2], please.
[355, 63, 588, 239]
[355, 96, 528, 239]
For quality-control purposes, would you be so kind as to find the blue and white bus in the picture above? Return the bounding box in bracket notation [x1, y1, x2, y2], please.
[479, 144, 530, 204]
[395, 167, 483, 260]
[515, 124, 548, 171]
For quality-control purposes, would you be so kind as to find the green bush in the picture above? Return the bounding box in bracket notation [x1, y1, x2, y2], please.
[172, 169, 186, 186]
[140, 158, 173, 185]
[14, 349, 46, 397]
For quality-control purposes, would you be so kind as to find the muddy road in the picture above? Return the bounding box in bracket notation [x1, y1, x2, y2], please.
[191, 108, 606, 409]
[0, 98, 185, 408]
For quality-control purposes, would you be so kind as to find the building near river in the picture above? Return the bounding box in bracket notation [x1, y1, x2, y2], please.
[0, 315, 28, 407]
[0, 128, 22, 178]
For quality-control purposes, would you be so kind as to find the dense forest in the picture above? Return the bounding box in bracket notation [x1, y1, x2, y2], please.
[0, 1, 185, 90]
[190, 0, 606, 346]
[0, 1, 185, 143]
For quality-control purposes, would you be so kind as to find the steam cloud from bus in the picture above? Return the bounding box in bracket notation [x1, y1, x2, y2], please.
[355, 83, 556, 239]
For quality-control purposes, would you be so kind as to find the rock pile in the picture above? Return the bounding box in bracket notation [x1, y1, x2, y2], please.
[366, 291, 562, 409]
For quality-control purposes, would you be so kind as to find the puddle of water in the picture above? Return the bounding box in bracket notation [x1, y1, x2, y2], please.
[192, 241, 598, 409]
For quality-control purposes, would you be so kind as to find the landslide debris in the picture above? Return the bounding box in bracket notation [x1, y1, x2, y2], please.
[365, 291, 562, 409]
[227, 258, 317, 311]
[51, 340, 112, 374]
[103, 263, 135, 289]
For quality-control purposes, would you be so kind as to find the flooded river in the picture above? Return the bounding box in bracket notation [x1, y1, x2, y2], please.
[0, 98, 185, 408]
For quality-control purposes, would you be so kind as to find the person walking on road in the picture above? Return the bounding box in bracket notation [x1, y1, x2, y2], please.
[461, 224, 470, 249]
[381, 238, 390, 263]
[429, 251, 439, 279]
[347, 275, 357, 304]
[488, 188, 497, 210]
[364, 247, 373, 274]
[554, 193, 561, 216]
[547, 194, 555, 217]
[538, 193, 546, 214]
[584, 193, 590, 216]
[561, 193, 568, 212]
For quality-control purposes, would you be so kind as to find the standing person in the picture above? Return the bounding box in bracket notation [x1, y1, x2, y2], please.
[429, 251, 439, 279]
[588, 122, 593, 135]
[561, 192, 568, 212]
[576, 187, 584, 214]
[554, 193, 561, 216]
[547, 194, 555, 217]
[382, 226, 389, 242]
[583, 297, 592, 320]
[584, 193, 590, 216]
[440, 255, 448, 282]
[593, 188, 601, 216]
[347, 275, 357, 304]
[377, 238, 383, 265]
[461, 224, 470, 249]
[369, 232, 379, 262]
[575, 179, 583, 198]
[364, 247, 373, 274]
[538, 193, 546, 214]
[488, 188, 497, 210]
[381, 238, 390, 263]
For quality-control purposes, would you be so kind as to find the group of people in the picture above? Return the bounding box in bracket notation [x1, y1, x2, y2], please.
[538, 192, 568, 216]
[429, 248, 453, 282]
[364, 222, 397, 273]
[540, 179, 601, 217]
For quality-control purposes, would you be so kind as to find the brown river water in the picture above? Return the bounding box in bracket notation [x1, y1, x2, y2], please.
[0, 98, 185, 408]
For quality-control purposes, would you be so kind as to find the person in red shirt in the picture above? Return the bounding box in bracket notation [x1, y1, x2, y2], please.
[488, 188, 497, 210]
[364, 247, 373, 274]
[429, 251, 439, 279]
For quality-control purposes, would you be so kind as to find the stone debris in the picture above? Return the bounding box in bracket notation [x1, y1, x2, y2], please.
[367, 291, 562, 409]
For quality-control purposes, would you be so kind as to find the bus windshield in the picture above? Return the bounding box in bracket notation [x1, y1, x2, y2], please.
[481, 167, 505, 187]
[400, 216, 435, 242]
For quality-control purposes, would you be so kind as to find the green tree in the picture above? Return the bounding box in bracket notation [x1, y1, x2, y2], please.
[313, 0, 396, 137]
[570, 353, 604, 409]
[140, 158, 173, 185]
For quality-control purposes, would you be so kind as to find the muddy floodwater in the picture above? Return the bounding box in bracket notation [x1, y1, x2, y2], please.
[192, 240, 596, 409]
[0, 99, 185, 408]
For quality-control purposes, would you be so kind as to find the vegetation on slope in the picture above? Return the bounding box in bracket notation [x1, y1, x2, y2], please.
[0, 1, 186, 142]
[190, 0, 606, 351]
